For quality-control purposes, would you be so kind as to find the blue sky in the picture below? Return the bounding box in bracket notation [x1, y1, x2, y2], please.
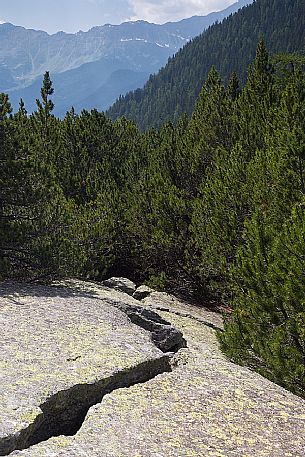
[0, 0, 236, 34]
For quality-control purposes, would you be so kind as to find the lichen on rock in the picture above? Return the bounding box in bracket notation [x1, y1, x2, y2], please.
[1, 280, 305, 457]
[0, 280, 182, 455]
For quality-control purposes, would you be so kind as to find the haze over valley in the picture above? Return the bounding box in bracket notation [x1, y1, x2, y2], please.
[0, 0, 251, 115]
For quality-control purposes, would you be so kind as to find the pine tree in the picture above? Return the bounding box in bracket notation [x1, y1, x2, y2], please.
[184, 67, 242, 297]
[237, 39, 277, 157]
[220, 204, 305, 397]
[0, 74, 87, 278]
[0, 93, 14, 276]
[189, 144, 249, 298]
[227, 72, 240, 101]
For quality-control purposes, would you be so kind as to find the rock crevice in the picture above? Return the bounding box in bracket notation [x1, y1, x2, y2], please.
[1, 355, 172, 456]
[149, 305, 223, 332]
[2, 280, 305, 457]
[0, 281, 186, 456]
[106, 299, 187, 352]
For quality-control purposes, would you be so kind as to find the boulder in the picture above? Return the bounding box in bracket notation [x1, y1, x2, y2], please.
[102, 277, 136, 296]
[133, 284, 154, 300]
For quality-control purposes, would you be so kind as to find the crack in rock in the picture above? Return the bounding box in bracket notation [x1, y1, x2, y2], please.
[1, 356, 173, 456]
[131, 285, 223, 332]
[1, 300, 186, 457]
[104, 299, 187, 352]
[150, 306, 223, 332]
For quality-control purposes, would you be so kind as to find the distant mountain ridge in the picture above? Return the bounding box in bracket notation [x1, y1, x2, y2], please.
[0, 0, 252, 115]
[107, 0, 305, 130]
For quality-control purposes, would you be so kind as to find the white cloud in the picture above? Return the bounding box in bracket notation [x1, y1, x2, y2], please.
[128, 0, 235, 23]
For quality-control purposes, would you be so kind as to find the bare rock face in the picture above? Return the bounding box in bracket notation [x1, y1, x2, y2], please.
[102, 277, 136, 296]
[0, 280, 183, 456]
[1, 280, 305, 457]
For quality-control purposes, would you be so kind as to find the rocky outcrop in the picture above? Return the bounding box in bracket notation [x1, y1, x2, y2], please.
[133, 285, 154, 300]
[1, 280, 305, 456]
[102, 277, 136, 296]
[0, 281, 183, 456]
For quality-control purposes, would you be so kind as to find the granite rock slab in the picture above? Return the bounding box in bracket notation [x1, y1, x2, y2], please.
[1, 281, 305, 456]
[0, 281, 179, 455]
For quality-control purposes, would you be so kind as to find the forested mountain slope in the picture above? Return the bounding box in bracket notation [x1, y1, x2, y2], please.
[108, 0, 305, 129]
